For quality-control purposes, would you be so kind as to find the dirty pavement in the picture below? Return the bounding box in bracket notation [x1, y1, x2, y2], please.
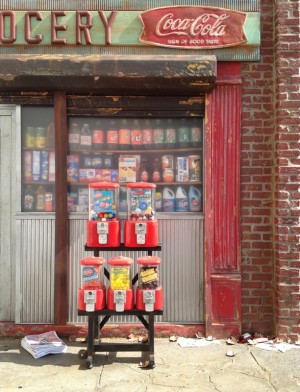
[0, 334, 300, 392]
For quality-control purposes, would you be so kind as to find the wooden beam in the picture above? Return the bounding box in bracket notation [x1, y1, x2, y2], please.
[54, 91, 69, 325]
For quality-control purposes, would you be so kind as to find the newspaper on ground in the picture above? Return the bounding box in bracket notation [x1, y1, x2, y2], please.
[177, 337, 220, 348]
[255, 341, 300, 353]
[21, 330, 67, 359]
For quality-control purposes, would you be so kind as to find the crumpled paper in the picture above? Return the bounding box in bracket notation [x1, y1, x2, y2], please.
[177, 337, 220, 348]
[255, 342, 300, 353]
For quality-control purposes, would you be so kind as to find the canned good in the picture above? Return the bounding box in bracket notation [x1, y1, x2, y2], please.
[107, 130, 119, 147]
[163, 168, 174, 183]
[162, 155, 174, 170]
[178, 119, 190, 147]
[119, 128, 131, 149]
[131, 129, 143, 147]
[25, 127, 36, 148]
[142, 128, 153, 148]
[191, 126, 201, 146]
[35, 127, 46, 148]
[165, 120, 176, 148]
[153, 120, 165, 149]
[92, 129, 104, 148]
[188, 155, 201, 181]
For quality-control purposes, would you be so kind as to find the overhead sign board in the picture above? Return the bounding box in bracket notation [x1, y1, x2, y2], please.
[140, 7, 247, 49]
[0, 7, 260, 60]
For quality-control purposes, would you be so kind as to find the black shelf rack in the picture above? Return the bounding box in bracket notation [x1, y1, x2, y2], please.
[78, 244, 163, 369]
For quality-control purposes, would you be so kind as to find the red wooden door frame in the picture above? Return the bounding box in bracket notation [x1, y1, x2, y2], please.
[205, 62, 242, 337]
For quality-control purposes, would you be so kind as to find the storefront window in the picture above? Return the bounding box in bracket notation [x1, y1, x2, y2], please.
[21, 107, 55, 212]
[67, 117, 203, 215]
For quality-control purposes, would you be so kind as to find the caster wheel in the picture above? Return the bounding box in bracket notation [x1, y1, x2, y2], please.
[148, 361, 155, 369]
[78, 349, 88, 359]
[86, 356, 93, 369]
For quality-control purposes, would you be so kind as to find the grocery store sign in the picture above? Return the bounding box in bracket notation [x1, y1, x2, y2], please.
[0, 7, 259, 51]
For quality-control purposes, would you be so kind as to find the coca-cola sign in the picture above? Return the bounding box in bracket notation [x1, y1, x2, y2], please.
[139, 6, 247, 49]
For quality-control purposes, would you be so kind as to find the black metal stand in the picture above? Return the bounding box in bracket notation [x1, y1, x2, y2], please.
[78, 309, 163, 369]
[77, 244, 163, 369]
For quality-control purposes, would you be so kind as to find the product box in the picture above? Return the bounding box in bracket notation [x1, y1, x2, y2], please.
[48, 151, 55, 182]
[32, 150, 41, 182]
[176, 157, 189, 182]
[119, 155, 140, 183]
[41, 151, 49, 182]
[23, 151, 33, 182]
[79, 168, 96, 183]
[77, 188, 89, 211]
[67, 155, 79, 183]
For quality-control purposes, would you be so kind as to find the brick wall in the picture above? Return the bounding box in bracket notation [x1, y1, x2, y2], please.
[241, 0, 300, 339]
[240, 0, 275, 335]
[274, 0, 300, 340]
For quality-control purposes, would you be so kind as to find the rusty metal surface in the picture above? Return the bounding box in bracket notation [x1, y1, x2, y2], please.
[0, 0, 260, 11]
[0, 54, 216, 94]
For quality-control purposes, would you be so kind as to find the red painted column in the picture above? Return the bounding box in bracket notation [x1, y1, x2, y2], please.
[205, 63, 242, 337]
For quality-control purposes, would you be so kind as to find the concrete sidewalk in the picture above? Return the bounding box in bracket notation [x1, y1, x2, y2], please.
[0, 336, 300, 392]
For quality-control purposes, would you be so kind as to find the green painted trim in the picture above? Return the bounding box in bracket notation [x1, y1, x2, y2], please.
[1, 10, 260, 47]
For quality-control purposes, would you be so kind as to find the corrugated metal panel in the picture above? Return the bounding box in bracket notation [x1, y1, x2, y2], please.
[0, 0, 260, 11]
[69, 217, 204, 324]
[16, 218, 55, 323]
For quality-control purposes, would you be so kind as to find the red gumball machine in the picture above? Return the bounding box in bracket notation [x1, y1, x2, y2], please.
[86, 182, 120, 247]
[78, 257, 106, 312]
[136, 256, 163, 311]
[107, 257, 134, 312]
[124, 182, 158, 247]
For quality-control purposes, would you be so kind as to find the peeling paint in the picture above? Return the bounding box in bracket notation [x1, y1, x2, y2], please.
[0, 74, 15, 81]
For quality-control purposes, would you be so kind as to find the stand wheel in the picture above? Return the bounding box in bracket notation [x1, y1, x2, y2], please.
[78, 349, 88, 359]
[86, 356, 93, 369]
[148, 354, 155, 369]
[148, 360, 155, 369]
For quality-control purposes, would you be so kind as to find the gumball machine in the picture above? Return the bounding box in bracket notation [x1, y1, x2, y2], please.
[86, 182, 120, 247]
[136, 256, 163, 312]
[124, 182, 158, 247]
[78, 257, 106, 312]
[107, 256, 134, 312]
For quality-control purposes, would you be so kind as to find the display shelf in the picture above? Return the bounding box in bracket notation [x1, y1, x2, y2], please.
[68, 181, 201, 186]
[78, 244, 163, 369]
[68, 147, 202, 154]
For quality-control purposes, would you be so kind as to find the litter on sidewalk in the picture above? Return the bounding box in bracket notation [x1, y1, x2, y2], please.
[177, 336, 220, 348]
[254, 341, 300, 353]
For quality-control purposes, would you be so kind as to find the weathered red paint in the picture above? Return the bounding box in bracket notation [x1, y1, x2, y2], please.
[205, 62, 242, 338]
[139, 6, 247, 49]
[0, 321, 204, 339]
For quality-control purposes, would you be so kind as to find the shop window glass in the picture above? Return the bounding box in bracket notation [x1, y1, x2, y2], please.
[21, 107, 55, 212]
[67, 117, 203, 216]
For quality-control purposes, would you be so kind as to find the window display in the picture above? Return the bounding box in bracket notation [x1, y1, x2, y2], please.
[67, 117, 203, 215]
[21, 107, 55, 212]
